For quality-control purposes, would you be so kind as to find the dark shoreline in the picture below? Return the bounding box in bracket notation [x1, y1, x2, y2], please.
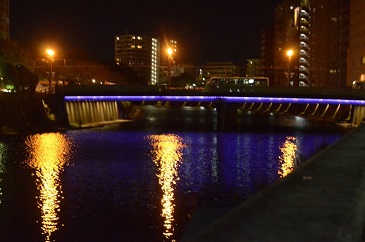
[0, 93, 66, 136]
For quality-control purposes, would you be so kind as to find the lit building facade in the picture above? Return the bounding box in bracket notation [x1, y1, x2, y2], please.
[273, 0, 349, 87]
[274, 0, 299, 86]
[298, 0, 310, 86]
[246, 59, 264, 77]
[151, 38, 159, 85]
[310, 0, 349, 87]
[202, 62, 240, 81]
[347, 0, 365, 86]
[115, 34, 160, 85]
[0, 0, 9, 39]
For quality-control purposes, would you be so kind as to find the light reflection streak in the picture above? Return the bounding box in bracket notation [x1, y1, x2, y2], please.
[0, 143, 7, 204]
[148, 134, 185, 240]
[278, 136, 297, 178]
[25, 133, 71, 242]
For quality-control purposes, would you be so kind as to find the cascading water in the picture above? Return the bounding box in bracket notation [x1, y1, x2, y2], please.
[65, 101, 120, 127]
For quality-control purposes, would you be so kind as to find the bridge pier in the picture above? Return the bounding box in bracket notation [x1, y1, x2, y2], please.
[216, 100, 238, 131]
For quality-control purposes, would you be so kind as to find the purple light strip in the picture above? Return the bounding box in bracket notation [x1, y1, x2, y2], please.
[64, 95, 365, 105]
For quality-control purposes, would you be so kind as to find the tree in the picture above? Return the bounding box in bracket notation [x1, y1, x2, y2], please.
[0, 62, 38, 92]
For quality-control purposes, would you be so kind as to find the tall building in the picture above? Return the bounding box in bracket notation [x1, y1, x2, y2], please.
[310, 0, 349, 87]
[261, 27, 275, 85]
[0, 0, 9, 39]
[274, 0, 299, 87]
[347, 0, 365, 86]
[160, 39, 178, 84]
[338, 0, 350, 87]
[298, 0, 310, 86]
[273, 0, 349, 87]
[161, 39, 178, 65]
[115, 34, 160, 85]
[246, 59, 264, 77]
[151, 38, 159, 85]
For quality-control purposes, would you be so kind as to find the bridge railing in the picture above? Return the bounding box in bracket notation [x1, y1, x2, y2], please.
[56, 85, 365, 100]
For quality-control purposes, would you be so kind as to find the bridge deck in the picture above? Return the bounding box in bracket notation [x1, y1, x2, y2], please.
[182, 124, 365, 241]
[58, 85, 365, 106]
[57, 85, 365, 100]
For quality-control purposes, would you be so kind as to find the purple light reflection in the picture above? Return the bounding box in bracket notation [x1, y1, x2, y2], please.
[64, 95, 365, 105]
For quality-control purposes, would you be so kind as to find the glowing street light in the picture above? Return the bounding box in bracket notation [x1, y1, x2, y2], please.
[46, 49, 55, 93]
[287, 49, 293, 87]
[167, 47, 173, 88]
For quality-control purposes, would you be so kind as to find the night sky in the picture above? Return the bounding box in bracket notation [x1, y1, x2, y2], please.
[10, 0, 282, 65]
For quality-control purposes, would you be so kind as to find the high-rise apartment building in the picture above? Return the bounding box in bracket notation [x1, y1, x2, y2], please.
[338, 0, 350, 87]
[347, 0, 365, 86]
[161, 39, 178, 65]
[273, 0, 349, 87]
[160, 39, 178, 84]
[0, 0, 9, 39]
[115, 34, 160, 85]
[261, 27, 275, 84]
[274, 0, 299, 86]
[310, 0, 349, 87]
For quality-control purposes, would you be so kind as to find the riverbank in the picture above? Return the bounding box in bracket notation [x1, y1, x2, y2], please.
[0, 93, 58, 135]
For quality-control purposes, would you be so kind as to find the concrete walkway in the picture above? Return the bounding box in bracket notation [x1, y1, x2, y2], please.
[182, 124, 365, 241]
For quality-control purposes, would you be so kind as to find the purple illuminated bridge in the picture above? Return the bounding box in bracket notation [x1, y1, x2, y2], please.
[56, 85, 365, 127]
[59, 85, 365, 106]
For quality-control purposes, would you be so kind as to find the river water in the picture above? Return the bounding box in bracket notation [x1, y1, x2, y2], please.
[0, 105, 348, 241]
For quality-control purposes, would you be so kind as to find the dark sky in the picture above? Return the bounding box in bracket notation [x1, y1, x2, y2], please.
[10, 0, 282, 65]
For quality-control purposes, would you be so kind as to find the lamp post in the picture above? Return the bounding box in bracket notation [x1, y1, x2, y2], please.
[46, 49, 55, 93]
[286, 49, 293, 87]
[167, 47, 173, 88]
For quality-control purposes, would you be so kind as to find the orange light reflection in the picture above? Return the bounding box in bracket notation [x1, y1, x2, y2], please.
[278, 136, 297, 178]
[148, 134, 185, 240]
[25, 133, 71, 242]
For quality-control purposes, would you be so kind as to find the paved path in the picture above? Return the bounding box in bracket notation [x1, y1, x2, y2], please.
[182, 124, 365, 241]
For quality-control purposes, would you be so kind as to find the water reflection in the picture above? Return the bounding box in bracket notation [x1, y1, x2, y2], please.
[0, 143, 7, 204]
[278, 136, 298, 178]
[148, 134, 185, 240]
[25, 133, 72, 242]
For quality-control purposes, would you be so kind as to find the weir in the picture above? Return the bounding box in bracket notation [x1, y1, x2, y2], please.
[65, 101, 120, 128]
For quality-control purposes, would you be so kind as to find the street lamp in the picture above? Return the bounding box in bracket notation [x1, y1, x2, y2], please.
[287, 49, 293, 87]
[46, 49, 55, 93]
[167, 47, 173, 88]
